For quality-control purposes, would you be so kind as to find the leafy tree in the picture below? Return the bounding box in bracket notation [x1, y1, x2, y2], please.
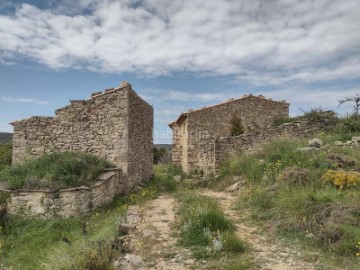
[153, 147, 169, 164]
[338, 94, 360, 115]
[230, 115, 244, 136]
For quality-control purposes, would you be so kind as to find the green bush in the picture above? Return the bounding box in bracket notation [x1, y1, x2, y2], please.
[72, 241, 117, 270]
[334, 114, 360, 135]
[153, 146, 171, 164]
[272, 116, 294, 127]
[222, 232, 248, 253]
[230, 115, 244, 136]
[177, 193, 249, 261]
[0, 151, 114, 190]
[178, 193, 234, 246]
[225, 259, 254, 270]
[301, 108, 337, 124]
[0, 142, 12, 171]
[151, 164, 184, 192]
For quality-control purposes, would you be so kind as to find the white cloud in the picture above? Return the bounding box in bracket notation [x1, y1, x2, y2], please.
[0, 0, 359, 85]
[1, 97, 49, 105]
[164, 90, 225, 102]
[253, 87, 360, 116]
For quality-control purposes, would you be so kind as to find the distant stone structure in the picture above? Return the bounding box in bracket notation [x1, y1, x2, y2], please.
[169, 94, 290, 172]
[11, 82, 153, 184]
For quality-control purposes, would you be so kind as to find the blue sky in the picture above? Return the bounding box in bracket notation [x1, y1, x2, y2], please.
[0, 0, 359, 143]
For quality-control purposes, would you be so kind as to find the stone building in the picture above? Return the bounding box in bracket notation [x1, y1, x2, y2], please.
[169, 94, 289, 172]
[11, 82, 153, 184]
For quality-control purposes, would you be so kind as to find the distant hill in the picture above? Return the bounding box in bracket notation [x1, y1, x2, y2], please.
[0, 132, 12, 144]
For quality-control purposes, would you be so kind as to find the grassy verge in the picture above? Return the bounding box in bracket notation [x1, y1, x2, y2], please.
[151, 164, 184, 193]
[0, 151, 114, 190]
[0, 186, 157, 270]
[221, 137, 360, 269]
[176, 192, 253, 269]
[0, 142, 12, 172]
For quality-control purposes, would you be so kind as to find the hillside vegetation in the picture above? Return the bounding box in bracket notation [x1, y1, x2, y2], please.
[214, 111, 360, 269]
[0, 142, 12, 172]
[0, 110, 359, 269]
[0, 152, 114, 190]
[218, 137, 359, 268]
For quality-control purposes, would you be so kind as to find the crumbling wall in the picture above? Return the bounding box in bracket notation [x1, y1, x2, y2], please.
[171, 120, 189, 170]
[195, 119, 329, 174]
[127, 89, 154, 183]
[12, 116, 54, 163]
[171, 124, 182, 166]
[177, 96, 289, 172]
[11, 82, 153, 183]
[1, 169, 127, 218]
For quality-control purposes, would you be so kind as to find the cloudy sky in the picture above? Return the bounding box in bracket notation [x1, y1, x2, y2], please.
[0, 0, 359, 143]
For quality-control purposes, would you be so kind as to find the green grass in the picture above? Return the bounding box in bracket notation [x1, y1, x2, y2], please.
[222, 136, 360, 269]
[220, 138, 332, 185]
[0, 184, 157, 270]
[272, 116, 294, 127]
[0, 142, 12, 172]
[151, 164, 184, 193]
[0, 151, 114, 190]
[0, 201, 126, 269]
[176, 193, 249, 259]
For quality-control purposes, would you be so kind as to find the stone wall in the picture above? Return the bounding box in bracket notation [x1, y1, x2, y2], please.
[0, 169, 126, 218]
[127, 89, 154, 182]
[196, 119, 329, 174]
[11, 82, 153, 184]
[170, 95, 289, 172]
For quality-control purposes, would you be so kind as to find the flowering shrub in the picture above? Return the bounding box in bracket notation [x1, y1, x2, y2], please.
[321, 169, 360, 189]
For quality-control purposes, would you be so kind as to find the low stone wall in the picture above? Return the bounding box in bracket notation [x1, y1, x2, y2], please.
[196, 119, 330, 174]
[0, 169, 127, 218]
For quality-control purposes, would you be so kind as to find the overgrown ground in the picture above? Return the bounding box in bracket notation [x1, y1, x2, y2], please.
[0, 111, 359, 269]
[0, 186, 157, 270]
[217, 136, 360, 269]
[0, 151, 114, 189]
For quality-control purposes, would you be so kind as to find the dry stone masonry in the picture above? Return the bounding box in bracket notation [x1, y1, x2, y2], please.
[11, 82, 153, 184]
[211, 119, 330, 173]
[3, 82, 153, 218]
[169, 94, 289, 172]
[2, 169, 125, 218]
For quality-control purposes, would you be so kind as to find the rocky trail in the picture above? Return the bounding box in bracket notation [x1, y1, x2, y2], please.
[202, 189, 319, 270]
[114, 190, 320, 270]
[114, 195, 207, 270]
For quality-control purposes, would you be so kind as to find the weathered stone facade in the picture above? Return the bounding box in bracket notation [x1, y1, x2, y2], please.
[175, 119, 330, 174]
[1, 169, 126, 218]
[210, 119, 330, 173]
[169, 95, 289, 172]
[11, 82, 153, 184]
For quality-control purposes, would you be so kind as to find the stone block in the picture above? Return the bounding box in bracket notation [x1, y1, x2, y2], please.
[308, 138, 324, 148]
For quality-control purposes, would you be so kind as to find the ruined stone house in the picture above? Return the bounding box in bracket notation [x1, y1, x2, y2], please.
[11, 82, 153, 184]
[169, 94, 289, 173]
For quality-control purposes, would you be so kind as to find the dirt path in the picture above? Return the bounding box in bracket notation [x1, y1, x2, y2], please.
[115, 190, 320, 270]
[114, 194, 206, 270]
[202, 189, 319, 270]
